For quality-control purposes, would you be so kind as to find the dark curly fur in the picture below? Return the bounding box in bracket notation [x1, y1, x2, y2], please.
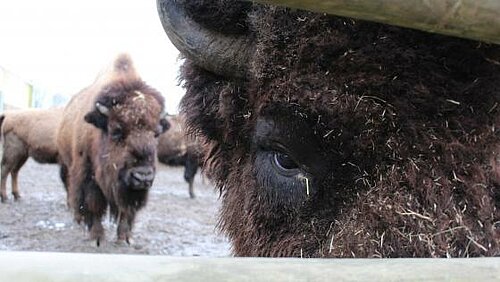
[178, 2, 500, 257]
[183, 0, 252, 34]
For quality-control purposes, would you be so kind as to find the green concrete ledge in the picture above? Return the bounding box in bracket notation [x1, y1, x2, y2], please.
[1, 251, 499, 281]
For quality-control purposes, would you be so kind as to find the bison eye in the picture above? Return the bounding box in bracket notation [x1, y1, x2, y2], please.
[254, 149, 312, 208]
[111, 127, 124, 141]
[273, 152, 299, 171]
[270, 151, 301, 177]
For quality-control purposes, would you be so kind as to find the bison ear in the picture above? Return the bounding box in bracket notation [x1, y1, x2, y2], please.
[84, 102, 109, 131]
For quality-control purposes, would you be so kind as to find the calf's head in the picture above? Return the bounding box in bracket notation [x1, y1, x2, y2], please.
[84, 80, 169, 191]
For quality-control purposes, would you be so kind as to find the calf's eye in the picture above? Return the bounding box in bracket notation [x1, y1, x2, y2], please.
[111, 128, 123, 141]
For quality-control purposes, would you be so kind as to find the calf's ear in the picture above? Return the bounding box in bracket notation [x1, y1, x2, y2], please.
[84, 102, 109, 131]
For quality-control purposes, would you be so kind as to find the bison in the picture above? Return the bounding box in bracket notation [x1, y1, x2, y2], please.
[157, 114, 200, 198]
[56, 54, 169, 245]
[158, 0, 500, 257]
[0, 108, 63, 203]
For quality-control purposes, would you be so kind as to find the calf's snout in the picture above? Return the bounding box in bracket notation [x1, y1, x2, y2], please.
[128, 166, 155, 190]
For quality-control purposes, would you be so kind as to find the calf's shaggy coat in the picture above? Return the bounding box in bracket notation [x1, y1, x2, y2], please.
[0, 109, 63, 202]
[56, 54, 168, 244]
[168, 1, 500, 257]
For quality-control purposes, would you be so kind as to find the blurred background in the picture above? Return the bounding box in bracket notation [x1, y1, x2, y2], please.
[0, 0, 184, 113]
[0, 1, 230, 257]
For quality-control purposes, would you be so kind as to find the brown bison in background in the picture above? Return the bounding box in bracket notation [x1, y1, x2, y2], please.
[56, 54, 169, 245]
[0, 108, 63, 202]
[157, 114, 200, 198]
[158, 0, 500, 257]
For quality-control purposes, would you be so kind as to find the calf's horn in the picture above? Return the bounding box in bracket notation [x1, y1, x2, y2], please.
[96, 102, 110, 116]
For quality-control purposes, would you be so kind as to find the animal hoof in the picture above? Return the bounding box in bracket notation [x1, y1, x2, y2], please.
[90, 226, 104, 247]
[114, 239, 126, 246]
[115, 237, 133, 246]
[88, 238, 101, 247]
[118, 234, 133, 245]
[12, 193, 21, 201]
[126, 237, 134, 245]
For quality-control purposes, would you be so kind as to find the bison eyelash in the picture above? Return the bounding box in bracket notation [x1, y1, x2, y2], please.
[256, 140, 308, 175]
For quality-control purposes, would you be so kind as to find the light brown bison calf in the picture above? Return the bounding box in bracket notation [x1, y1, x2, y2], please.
[0, 108, 63, 202]
[56, 54, 169, 245]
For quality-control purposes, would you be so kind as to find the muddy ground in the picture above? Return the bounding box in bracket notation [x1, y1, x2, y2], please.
[0, 159, 231, 256]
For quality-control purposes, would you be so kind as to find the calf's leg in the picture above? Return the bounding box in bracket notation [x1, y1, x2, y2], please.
[70, 158, 107, 246]
[117, 209, 136, 244]
[0, 134, 27, 202]
[0, 163, 9, 203]
[84, 184, 107, 246]
[10, 155, 28, 200]
[59, 164, 70, 207]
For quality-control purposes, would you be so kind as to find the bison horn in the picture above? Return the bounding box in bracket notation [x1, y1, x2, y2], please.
[156, 0, 252, 79]
[96, 102, 110, 116]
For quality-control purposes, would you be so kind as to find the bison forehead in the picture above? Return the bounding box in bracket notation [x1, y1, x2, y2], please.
[113, 93, 162, 127]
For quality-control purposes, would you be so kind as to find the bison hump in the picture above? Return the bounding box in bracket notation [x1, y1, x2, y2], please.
[94, 53, 141, 86]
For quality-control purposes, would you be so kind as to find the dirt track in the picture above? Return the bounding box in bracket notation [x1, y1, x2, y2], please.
[0, 159, 230, 256]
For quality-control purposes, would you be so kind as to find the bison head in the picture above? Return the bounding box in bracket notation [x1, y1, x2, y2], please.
[84, 80, 170, 192]
[158, 0, 500, 257]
